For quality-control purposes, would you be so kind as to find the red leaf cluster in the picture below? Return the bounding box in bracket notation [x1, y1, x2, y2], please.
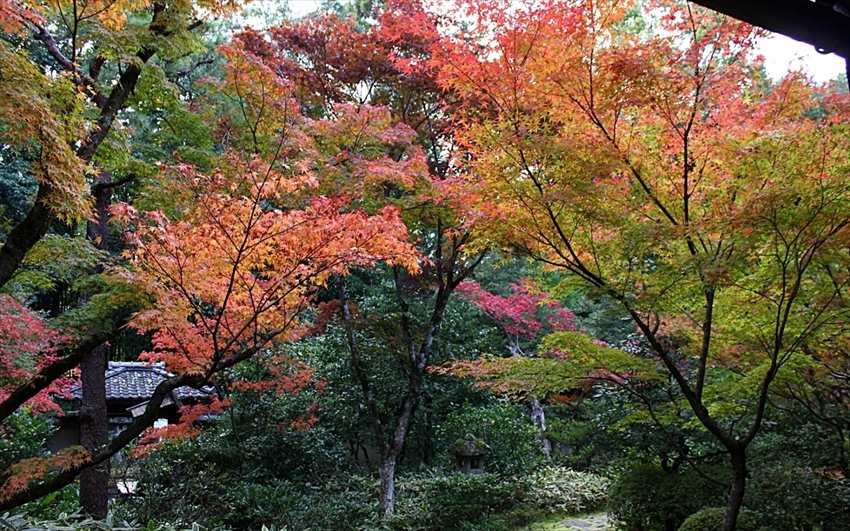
[0, 295, 73, 414]
[456, 279, 576, 340]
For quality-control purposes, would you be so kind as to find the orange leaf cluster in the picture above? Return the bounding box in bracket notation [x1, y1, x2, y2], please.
[114, 150, 420, 378]
[0, 0, 44, 34]
[423, 0, 850, 370]
[0, 446, 90, 501]
[230, 354, 318, 397]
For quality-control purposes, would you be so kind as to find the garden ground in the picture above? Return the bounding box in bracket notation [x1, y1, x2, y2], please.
[530, 512, 610, 531]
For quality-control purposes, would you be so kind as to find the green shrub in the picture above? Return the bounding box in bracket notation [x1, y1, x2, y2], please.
[0, 410, 52, 471]
[436, 402, 545, 476]
[278, 475, 378, 531]
[0, 511, 210, 531]
[523, 465, 610, 514]
[678, 507, 758, 531]
[119, 465, 377, 531]
[18, 483, 79, 520]
[607, 465, 727, 531]
[745, 466, 850, 531]
[391, 472, 519, 531]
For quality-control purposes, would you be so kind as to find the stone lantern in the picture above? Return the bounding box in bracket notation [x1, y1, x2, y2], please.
[449, 434, 491, 475]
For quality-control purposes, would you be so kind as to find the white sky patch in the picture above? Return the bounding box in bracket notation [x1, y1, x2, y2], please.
[755, 32, 846, 83]
[288, 0, 321, 17]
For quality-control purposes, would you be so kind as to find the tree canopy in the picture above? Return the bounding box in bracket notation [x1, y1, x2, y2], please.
[1, 0, 849, 528]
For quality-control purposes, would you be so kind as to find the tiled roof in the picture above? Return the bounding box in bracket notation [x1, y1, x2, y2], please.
[70, 361, 214, 402]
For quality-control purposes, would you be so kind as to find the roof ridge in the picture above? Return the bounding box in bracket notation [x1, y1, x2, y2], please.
[108, 361, 166, 368]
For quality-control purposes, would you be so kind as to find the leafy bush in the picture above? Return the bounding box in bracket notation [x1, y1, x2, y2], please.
[120, 418, 609, 531]
[276, 475, 378, 531]
[744, 466, 850, 531]
[18, 483, 80, 521]
[0, 410, 52, 470]
[607, 465, 727, 531]
[119, 461, 377, 531]
[677, 507, 758, 531]
[523, 465, 610, 514]
[390, 472, 520, 531]
[0, 511, 209, 531]
[436, 401, 545, 476]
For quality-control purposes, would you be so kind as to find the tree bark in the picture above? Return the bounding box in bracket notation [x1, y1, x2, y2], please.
[722, 447, 748, 531]
[0, 183, 54, 289]
[529, 396, 551, 459]
[78, 173, 112, 518]
[378, 454, 398, 515]
[78, 345, 108, 519]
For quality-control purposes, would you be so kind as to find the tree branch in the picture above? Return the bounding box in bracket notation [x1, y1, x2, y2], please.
[91, 174, 136, 194]
[0, 331, 116, 423]
[32, 25, 106, 108]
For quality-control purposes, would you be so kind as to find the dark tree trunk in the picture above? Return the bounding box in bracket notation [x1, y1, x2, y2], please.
[0, 183, 54, 289]
[723, 447, 748, 531]
[78, 174, 112, 519]
[78, 344, 109, 519]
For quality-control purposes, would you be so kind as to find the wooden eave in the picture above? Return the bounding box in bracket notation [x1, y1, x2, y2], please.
[689, 0, 850, 61]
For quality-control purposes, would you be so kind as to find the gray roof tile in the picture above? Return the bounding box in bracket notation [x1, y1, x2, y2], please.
[70, 361, 214, 402]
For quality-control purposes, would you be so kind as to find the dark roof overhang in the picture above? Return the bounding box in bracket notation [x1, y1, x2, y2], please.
[689, 0, 850, 61]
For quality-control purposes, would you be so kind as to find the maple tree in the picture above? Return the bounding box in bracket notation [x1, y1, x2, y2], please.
[0, 0, 248, 516]
[456, 279, 578, 356]
[229, 4, 487, 515]
[451, 278, 583, 456]
[0, 0, 424, 514]
[427, 0, 850, 528]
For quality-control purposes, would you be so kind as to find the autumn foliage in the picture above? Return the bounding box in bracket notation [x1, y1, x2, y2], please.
[0, 0, 425, 507]
[456, 280, 577, 340]
[422, 0, 850, 528]
[0, 296, 72, 414]
[3, 0, 850, 523]
[114, 154, 418, 378]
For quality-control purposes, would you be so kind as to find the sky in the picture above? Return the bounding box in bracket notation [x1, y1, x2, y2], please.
[755, 32, 846, 83]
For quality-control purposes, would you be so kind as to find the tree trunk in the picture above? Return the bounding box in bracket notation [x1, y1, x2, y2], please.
[529, 396, 551, 459]
[722, 448, 748, 531]
[379, 454, 398, 516]
[0, 183, 54, 289]
[338, 233, 484, 520]
[79, 174, 112, 519]
[78, 345, 109, 519]
[377, 366, 424, 516]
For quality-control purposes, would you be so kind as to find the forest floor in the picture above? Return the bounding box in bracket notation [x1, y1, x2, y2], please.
[527, 512, 611, 530]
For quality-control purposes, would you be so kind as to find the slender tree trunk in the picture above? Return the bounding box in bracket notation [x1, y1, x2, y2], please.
[79, 174, 112, 518]
[723, 447, 748, 531]
[379, 453, 398, 516]
[529, 396, 551, 459]
[338, 230, 484, 519]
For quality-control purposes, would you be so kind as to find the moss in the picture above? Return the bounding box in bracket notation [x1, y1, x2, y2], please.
[451, 434, 491, 456]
